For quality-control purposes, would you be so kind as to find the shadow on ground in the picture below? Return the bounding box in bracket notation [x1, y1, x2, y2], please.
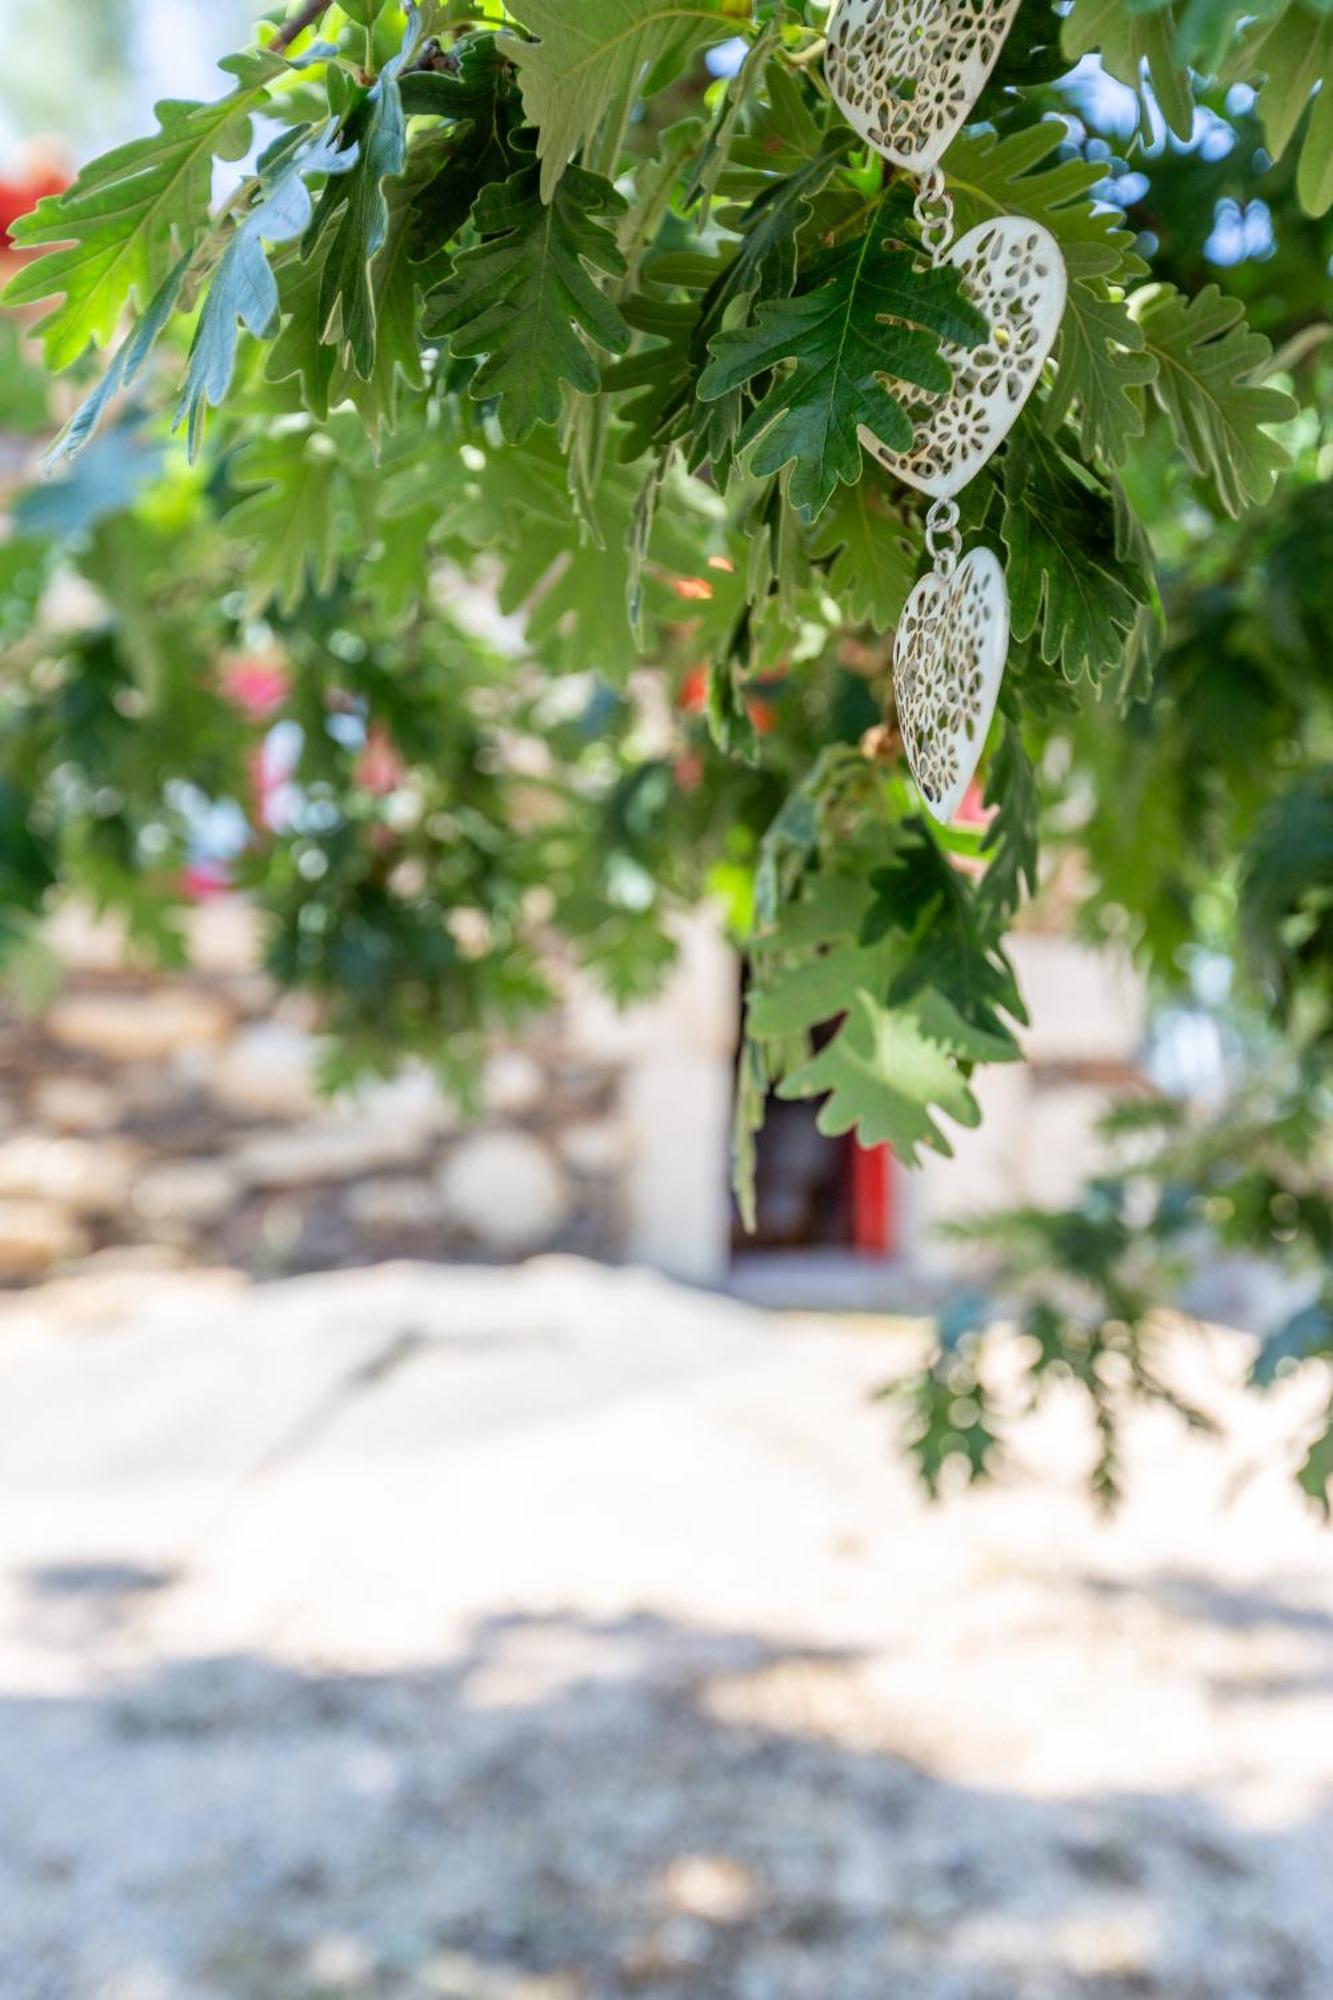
[1080, 1566, 1333, 1706]
[3, 1600, 1329, 2000]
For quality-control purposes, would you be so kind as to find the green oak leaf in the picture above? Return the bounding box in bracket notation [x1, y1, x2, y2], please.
[976, 723, 1040, 929]
[401, 34, 526, 257]
[777, 988, 994, 1163]
[4, 50, 284, 370]
[308, 10, 418, 378]
[747, 933, 892, 1040]
[430, 427, 713, 678]
[698, 228, 986, 522]
[268, 156, 442, 441]
[361, 500, 440, 620]
[806, 468, 920, 631]
[1001, 426, 1154, 683]
[944, 121, 1143, 281]
[45, 253, 192, 465]
[871, 827, 1027, 1042]
[339, 172, 435, 435]
[681, 17, 780, 221]
[604, 294, 698, 458]
[608, 130, 850, 472]
[223, 421, 344, 614]
[685, 132, 852, 473]
[697, 127, 849, 316]
[502, 0, 754, 201]
[1044, 283, 1155, 470]
[265, 252, 339, 422]
[1133, 283, 1295, 517]
[427, 162, 631, 442]
[177, 122, 358, 458]
[745, 825, 1023, 1162]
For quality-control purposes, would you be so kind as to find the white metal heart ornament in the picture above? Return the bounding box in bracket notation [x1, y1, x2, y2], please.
[865, 217, 1067, 499]
[893, 545, 1008, 823]
[825, 0, 1025, 171]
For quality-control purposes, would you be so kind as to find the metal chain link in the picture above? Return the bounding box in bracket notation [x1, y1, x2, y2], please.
[912, 166, 955, 266]
[915, 173, 960, 584]
[925, 496, 962, 579]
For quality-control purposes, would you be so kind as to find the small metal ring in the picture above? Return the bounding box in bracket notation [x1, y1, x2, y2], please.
[912, 166, 955, 265]
[925, 496, 962, 578]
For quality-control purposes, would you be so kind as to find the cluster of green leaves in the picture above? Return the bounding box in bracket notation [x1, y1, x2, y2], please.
[893, 372, 1333, 1512]
[892, 1071, 1333, 1513]
[0, 422, 795, 1084]
[0, 0, 1326, 1212]
[734, 733, 1035, 1217]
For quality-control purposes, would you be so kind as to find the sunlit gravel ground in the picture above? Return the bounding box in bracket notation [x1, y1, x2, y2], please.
[2, 1257, 1331, 1999]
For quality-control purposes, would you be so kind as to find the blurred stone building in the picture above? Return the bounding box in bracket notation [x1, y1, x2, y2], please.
[0, 896, 1144, 1292]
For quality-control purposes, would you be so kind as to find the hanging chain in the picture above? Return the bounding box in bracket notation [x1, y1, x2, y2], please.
[912, 165, 956, 266]
[925, 496, 962, 580]
[914, 171, 960, 583]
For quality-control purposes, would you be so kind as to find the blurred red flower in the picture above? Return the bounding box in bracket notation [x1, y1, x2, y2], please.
[0, 148, 71, 250]
[220, 656, 290, 720]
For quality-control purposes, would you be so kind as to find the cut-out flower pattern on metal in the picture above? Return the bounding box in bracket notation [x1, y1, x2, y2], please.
[893, 546, 1009, 822]
[866, 218, 1068, 499]
[825, 0, 1025, 171]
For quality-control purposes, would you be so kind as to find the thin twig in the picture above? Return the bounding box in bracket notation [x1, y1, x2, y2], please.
[269, 0, 331, 55]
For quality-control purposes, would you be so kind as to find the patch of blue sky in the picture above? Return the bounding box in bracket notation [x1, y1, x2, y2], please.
[706, 38, 749, 79]
[1205, 196, 1276, 265]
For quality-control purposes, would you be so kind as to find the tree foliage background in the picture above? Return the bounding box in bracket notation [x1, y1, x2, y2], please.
[1, 0, 1331, 1499]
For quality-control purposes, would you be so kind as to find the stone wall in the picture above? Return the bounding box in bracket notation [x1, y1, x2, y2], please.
[0, 894, 1147, 1291]
[0, 901, 638, 1284]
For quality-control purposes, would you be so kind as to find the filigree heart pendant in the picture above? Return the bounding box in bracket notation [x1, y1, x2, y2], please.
[866, 217, 1067, 499]
[893, 547, 1008, 823]
[825, 0, 1025, 171]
